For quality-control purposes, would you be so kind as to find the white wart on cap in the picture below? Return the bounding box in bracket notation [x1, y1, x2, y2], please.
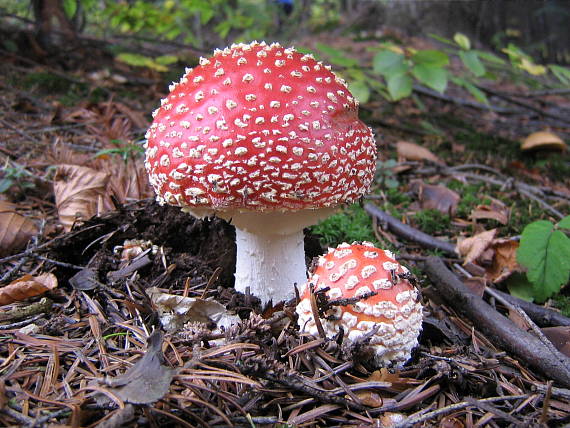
[296, 242, 423, 367]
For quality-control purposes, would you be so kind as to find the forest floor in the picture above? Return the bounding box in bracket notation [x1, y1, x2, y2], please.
[1, 30, 570, 427]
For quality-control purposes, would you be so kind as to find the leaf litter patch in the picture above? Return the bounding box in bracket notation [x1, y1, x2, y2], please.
[1, 199, 569, 426]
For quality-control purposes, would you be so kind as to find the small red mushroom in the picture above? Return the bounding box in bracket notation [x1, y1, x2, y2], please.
[145, 42, 377, 305]
[296, 242, 423, 366]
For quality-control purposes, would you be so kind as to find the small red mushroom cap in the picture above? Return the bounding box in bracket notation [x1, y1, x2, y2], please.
[145, 41, 376, 212]
[296, 242, 423, 366]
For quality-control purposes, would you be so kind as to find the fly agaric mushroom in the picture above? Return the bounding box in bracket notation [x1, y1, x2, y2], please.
[144, 42, 377, 305]
[296, 242, 423, 366]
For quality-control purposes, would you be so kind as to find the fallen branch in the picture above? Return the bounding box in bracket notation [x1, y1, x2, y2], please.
[423, 256, 570, 388]
[364, 203, 457, 255]
[487, 288, 570, 328]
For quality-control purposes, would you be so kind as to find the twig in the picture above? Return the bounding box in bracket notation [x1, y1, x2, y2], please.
[0, 297, 52, 322]
[0, 257, 30, 283]
[477, 84, 570, 125]
[394, 394, 529, 427]
[444, 168, 566, 220]
[0, 407, 35, 425]
[364, 203, 457, 255]
[413, 84, 521, 114]
[0, 313, 45, 330]
[30, 254, 84, 270]
[486, 288, 570, 328]
[463, 396, 522, 424]
[423, 256, 570, 388]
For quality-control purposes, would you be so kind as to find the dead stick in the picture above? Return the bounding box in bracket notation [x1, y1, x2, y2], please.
[423, 256, 570, 388]
[487, 288, 570, 327]
[364, 203, 457, 255]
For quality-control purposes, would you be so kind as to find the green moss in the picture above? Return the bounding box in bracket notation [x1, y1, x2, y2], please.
[413, 209, 451, 235]
[552, 294, 570, 317]
[22, 72, 75, 93]
[311, 203, 377, 248]
[448, 181, 484, 218]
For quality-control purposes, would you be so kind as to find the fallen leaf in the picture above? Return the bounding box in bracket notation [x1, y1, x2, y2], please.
[69, 268, 100, 291]
[0, 201, 38, 256]
[99, 158, 153, 204]
[147, 287, 240, 333]
[113, 102, 149, 130]
[463, 277, 486, 297]
[521, 131, 566, 152]
[486, 239, 522, 283]
[410, 180, 460, 215]
[542, 326, 570, 357]
[53, 164, 110, 231]
[0, 273, 57, 306]
[470, 198, 509, 225]
[440, 416, 465, 428]
[102, 330, 176, 404]
[355, 391, 385, 407]
[396, 141, 443, 164]
[456, 229, 497, 265]
[377, 412, 406, 427]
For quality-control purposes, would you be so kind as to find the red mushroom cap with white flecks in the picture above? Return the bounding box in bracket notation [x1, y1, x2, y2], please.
[144, 41, 377, 212]
[296, 242, 423, 366]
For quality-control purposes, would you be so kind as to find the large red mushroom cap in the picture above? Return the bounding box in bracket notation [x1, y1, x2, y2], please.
[296, 242, 423, 367]
[144, 41, 376, 213]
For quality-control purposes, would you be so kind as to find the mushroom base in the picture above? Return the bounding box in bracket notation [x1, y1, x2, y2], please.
[234, 227, 306, 305]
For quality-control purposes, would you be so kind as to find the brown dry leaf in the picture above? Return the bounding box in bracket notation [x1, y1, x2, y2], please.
[53, 164, 110, 231]
[463, 277, 486, 297]
[396, 141, 443, 164]
[456, 229, 497, 265]
[470, 198, 509, 225]
[0, 273, 57, 306]
[486, 239, 522, 283]
[0, 201, 38, 257]
[96, 158, 152, 204]
[440, 416, 465, 428]
[377, 412, 406, 427]
[355, 391, 385, 407]
[410, 180, 460, 215]
[113, 102, 149, 130]
[542, 327, 570, 357]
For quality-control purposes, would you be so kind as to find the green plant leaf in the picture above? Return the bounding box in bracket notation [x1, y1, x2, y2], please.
[475, 50, 506, 65]
[373, 50, 406, 76]
[0, 179, 13, 193]
[550, 65, 570, 85]
[412, 64, 447, 93]
[463, 81, 489, 104]
[428, 33, 455, 46]
[62, 0, 78, 18]
[348, 80, 370, 104]
[155, 55, 178, 65]
[506, 272, 534, 302]
[558, 215, 570, 230]
[386, 73, 412, 101]
[517, 220, 570, 302]
[412, 50, 449, 67]
[459, 51, 486, 77]
[453, 33, 471, 50]
[316, 43, 358, 67]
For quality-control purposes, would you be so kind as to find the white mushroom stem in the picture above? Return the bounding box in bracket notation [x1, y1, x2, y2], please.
[234, 227, 306, 304]
[186, 207, 338, 305]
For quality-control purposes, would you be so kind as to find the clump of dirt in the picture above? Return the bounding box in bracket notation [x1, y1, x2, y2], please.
[46, 199, 325, 295]
[47, 199, 237, 289]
